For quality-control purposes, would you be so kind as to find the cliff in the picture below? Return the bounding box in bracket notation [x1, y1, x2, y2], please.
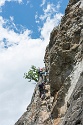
[14, 0, 83, 125]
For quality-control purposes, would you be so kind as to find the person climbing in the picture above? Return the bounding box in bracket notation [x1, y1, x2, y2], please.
[37, 67, 43, 81]
[42, 67, 48, 83]
[38, 81, 45, 99]
[37, 67, 49, 82]
[39, 68, 43, 80]
[37, 67, 40, 80]
[44, 67, 48, 82]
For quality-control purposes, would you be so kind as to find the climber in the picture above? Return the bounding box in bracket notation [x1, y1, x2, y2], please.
[37, 67, 40, 80]
[38, 67, 49, 82]
[40, 68, 43, 78]
[38, 81, 45, 99]
[39, 68, 44, 80]
[42, 67, 49, 82]
[44, 69, 47, 82]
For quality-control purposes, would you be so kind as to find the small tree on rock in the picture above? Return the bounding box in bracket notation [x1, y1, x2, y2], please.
[24, 65, 38, 82]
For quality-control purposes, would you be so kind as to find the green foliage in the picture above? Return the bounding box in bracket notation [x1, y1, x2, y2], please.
[24, 65, 38, 82]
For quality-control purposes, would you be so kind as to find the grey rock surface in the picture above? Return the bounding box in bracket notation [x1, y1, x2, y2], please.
[60, 73, 83, 125]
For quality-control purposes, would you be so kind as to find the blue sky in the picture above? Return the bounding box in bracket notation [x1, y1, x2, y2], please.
[0, 0, 69, 38]
[0, 0, 69, 125]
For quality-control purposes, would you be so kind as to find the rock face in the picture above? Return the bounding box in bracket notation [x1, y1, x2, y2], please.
[60, 72, 83, 125]
[14, 0, 83, 125]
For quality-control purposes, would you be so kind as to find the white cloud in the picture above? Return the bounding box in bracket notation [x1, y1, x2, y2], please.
[0, 0, 22, 7]
[40, 0, 46, 6]
[35, 12, 40, 24]
[40, 13, 63, 41]
[38, 3, 63, 41]
[44, 3, 55, 13]
[39, 3, 56, 21]
[39, 3, 61, 21]
[56, 2, 61, 10]
[10, 16, 14, 21]
[0, 16, 31, 49]
[35, 12, 38, 19]
[35, 2, 63, 39]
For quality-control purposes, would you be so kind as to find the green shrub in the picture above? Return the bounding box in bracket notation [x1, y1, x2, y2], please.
[24, 65, 38, 82]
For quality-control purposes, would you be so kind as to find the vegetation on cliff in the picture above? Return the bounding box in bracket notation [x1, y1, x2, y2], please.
[24, 65, 38, 82]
